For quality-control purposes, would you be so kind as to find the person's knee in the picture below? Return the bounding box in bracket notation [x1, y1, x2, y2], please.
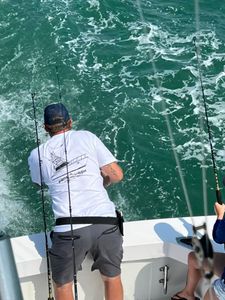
[54, 281, 73, 300]
[101, 274, 123, 300]
[188, 251, 197, 265]
[54, 281, 73, 290]
[102, 274, 122, 283]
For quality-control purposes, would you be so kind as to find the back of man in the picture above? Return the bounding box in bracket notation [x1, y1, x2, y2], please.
[28, 103, 124, 300]
[29, 130, 118, 230]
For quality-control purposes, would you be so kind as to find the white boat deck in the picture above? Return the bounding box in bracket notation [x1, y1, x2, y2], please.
[10, 215, 224, 300]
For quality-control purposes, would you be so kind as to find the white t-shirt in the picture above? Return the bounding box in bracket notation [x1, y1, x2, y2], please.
[28, 130, 117, 232]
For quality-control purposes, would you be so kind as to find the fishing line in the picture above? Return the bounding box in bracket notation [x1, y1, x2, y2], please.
[192, 1, 214, 281]
[55, 65, 62, 101]
[55, 65, 79, 300]
[135, 0, 195, 223]
[135, 0, 214, 280]
[194, 0, 208, 218]
[193, 8, 223, 283]
[31, 92, 54, 300]
[193, 37, 222, 205]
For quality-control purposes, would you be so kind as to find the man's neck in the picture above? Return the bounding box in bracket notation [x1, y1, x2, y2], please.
[50, 128, 71, 137]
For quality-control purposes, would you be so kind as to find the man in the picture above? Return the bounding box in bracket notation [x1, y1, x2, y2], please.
[28, 103, 124, 300]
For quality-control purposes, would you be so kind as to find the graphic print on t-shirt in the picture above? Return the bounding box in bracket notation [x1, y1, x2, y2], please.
[46, 146, 88, 183]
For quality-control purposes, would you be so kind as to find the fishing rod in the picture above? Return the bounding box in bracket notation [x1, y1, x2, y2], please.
[55, 65, 79, 300]
[193, 36, 222, 205]
[190, 36, 223, 280]
[31, 93, 54, 300]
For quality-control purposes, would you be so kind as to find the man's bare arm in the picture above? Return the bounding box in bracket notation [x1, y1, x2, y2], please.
[100, 162, 123, 187]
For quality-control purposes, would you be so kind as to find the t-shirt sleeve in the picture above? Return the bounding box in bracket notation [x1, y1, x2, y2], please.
[212, 219, 225, 244]
[28, 149, 41, 185]
[93, 134, 117, 167]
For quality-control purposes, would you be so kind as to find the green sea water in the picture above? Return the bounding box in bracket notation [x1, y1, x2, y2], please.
[1, 0, 225, 237]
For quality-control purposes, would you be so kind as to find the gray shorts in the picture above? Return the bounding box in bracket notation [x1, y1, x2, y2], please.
[49, 224, 123, 285]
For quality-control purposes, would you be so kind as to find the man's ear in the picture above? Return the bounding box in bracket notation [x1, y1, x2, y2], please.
[44, 124, 50, 132]
[68, 118, 72, 129]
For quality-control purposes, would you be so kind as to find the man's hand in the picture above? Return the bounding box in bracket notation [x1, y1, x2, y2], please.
[214, 202, 225, 220]
[100, 162, 123, 188]
[101, 171, 111, 187]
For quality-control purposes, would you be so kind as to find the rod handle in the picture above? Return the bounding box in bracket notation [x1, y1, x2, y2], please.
[216, 189, 222, 204]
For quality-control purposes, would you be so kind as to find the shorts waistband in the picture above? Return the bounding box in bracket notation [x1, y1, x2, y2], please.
[55, 216, 119, 226]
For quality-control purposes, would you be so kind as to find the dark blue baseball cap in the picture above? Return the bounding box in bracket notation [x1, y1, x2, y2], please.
[44, 103, 70, 125]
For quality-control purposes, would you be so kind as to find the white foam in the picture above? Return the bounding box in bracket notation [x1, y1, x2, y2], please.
[0, 94, 49, 235]
[87, 0, 100, 9]
[0, 164, 28, 234]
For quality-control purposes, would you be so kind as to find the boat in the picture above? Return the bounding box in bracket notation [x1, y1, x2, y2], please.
[4, 214, 223, 300]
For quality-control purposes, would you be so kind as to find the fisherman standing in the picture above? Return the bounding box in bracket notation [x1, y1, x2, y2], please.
[28, 103, 124, 300]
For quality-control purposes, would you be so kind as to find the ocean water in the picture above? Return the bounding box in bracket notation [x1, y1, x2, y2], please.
[0, 0, 225, 237]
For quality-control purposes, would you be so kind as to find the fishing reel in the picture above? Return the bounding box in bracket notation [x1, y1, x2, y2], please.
[192, 224, 214, 279]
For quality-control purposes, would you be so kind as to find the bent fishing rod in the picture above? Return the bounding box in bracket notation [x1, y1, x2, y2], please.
[55, 65, 79, 300]
[193, 37, 222, 205]
[191, 36, 224, 279]
[31, 93, 54, 300]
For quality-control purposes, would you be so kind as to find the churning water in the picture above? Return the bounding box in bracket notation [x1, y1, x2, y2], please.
[1, 0, 225, 237]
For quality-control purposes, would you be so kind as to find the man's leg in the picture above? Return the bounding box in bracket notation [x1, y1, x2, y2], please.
[102, 274, 123, 300]
[50, 228, 91, 300]
[171, 251, 201, 300]
[54, 281, 74, 300]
